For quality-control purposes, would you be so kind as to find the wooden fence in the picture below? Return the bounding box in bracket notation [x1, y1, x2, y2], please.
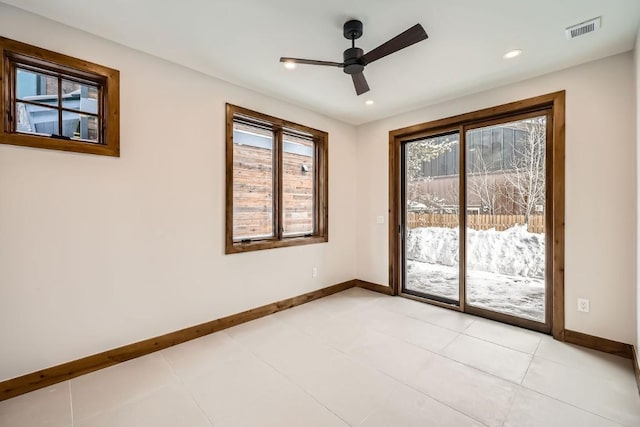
[406, 213, 545, 234]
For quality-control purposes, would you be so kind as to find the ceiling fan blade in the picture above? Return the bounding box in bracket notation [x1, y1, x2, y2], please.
[352, 72, 370, 96]
[280, 57, 344, 67]
[361, 24, 428, 65]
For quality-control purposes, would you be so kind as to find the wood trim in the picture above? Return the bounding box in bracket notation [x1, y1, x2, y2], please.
[458, 126, 466, 310]
[225, 103, 328, 254]
[225, 103, 235, 251]
[275, 128, 283, 239]
[356, 279, 394, 295]
[226, 235, 328, 254]
[390, 92, 565, 140]
[388, 131, 400, 295]
[0, 280, 357, 402]
[562, 329, 633, 359]
[551, 93, 566, 340]
[400, 291, 460, 311]
[466, 305, 549, 334]
[632, 346, 640, 396]
[228, 103, 327, 136]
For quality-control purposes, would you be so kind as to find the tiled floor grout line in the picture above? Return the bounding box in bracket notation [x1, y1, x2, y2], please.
[360, 292, 631, 383]
[532, 352, 636, 386]
[517, 382, 628, 426]
[518, 343, 539, 386]
[405, 311, 473, 335]
[285, 294, 539, 424]
[352, 292, 638, 425]
[355, 301, 536, 386]
[427, 344, 528, 387]
[67, 381, 74, 427]
[69, 355, 183, 425]
[158, 352, 216, 427]
[499, 385, 520, 427]
[460, 318, 477, 333]
[531, 337, 543, 356]
[222, 330, 353, 426]
[311, 292, 639, 425]
[435, 330, 460, 354]
[461, 334, 541, 356]
[396, 304, 544, 356]
[337, 341, 491, 426]
[235, 308, 490, 426]
[516, 339, 633, 425]
[274, 308, 492, 426]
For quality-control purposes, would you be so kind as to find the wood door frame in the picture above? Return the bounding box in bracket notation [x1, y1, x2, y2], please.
[388, 91, 565, 338]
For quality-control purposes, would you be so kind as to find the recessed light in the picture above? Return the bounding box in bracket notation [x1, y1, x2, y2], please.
[283, 61, 296, 69]
[503, 49, 522, 59]
[365, 100, 374, 105]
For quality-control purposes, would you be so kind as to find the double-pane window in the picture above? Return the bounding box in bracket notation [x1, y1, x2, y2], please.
[226, 104, 328, 253]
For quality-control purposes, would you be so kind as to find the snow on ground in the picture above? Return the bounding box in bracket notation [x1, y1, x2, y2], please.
[405, 225, 545, 322]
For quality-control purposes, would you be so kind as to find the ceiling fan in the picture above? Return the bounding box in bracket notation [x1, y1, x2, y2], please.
[280, 19, 428, 96]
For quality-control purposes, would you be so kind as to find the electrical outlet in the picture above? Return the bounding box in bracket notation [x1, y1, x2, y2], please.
[577, 298, 590, 313]
[376, 216, 384, 224]
[312, 267, 318, 278]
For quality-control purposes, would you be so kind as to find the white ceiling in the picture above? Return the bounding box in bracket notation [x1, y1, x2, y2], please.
[3, 0, 639, 125]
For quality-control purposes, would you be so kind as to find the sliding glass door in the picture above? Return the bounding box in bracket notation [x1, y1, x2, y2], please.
[400, 111, 552, 331]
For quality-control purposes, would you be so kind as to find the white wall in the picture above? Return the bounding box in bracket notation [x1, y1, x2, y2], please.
[356, 53, 637, 344]
[0, 4, 358, 381]
[1, 3, 637, 383]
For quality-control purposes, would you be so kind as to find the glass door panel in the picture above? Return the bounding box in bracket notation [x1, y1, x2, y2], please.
[403, 132, 461, 304]
[465, 116, 547, 322]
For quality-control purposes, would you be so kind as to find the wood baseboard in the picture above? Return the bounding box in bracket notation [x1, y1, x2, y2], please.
[356, 280, 394, 295]
[563, 329, 633, 359]
[0, 279, 357, 402]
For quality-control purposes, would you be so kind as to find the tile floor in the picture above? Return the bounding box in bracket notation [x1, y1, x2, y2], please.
[1, 287, 639, 426]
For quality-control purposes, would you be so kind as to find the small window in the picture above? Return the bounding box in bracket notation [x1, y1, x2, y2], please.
[0, 37, 119, 156]
[226, 104, 328, 253]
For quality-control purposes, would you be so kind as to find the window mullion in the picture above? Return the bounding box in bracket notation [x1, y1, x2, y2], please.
[57, 75, 62, 137]
[313, 139, 319, 234]
[8, 60, 16, 130]
[275, 128, 283, 240]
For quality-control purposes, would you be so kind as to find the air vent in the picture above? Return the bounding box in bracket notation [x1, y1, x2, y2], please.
[565, 17, 601, 39]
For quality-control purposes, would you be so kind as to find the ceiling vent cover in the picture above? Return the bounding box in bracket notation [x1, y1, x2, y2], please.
[565, 17, 601, 39]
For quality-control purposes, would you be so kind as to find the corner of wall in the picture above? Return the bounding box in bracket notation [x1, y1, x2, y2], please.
[635, 23, 640, 357]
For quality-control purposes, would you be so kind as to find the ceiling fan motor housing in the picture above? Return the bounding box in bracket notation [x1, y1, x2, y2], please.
[343, 19, 363, 40]
[343, 47, 365, 74]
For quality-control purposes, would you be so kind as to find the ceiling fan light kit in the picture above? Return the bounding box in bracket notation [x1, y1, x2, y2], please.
[280, 19, 428, 96]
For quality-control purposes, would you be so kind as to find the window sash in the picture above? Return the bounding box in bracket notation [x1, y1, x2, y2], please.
[231, 117, 318, 242]
[10, 60, 104, 144]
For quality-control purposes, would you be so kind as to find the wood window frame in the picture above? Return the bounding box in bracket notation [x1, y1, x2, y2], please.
[389, 91, 565, 338]
[0, 36, 120, 156]
[225, 104, 328, 254]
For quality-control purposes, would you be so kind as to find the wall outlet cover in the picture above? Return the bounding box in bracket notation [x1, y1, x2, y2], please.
[577, 298, 590, 313]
